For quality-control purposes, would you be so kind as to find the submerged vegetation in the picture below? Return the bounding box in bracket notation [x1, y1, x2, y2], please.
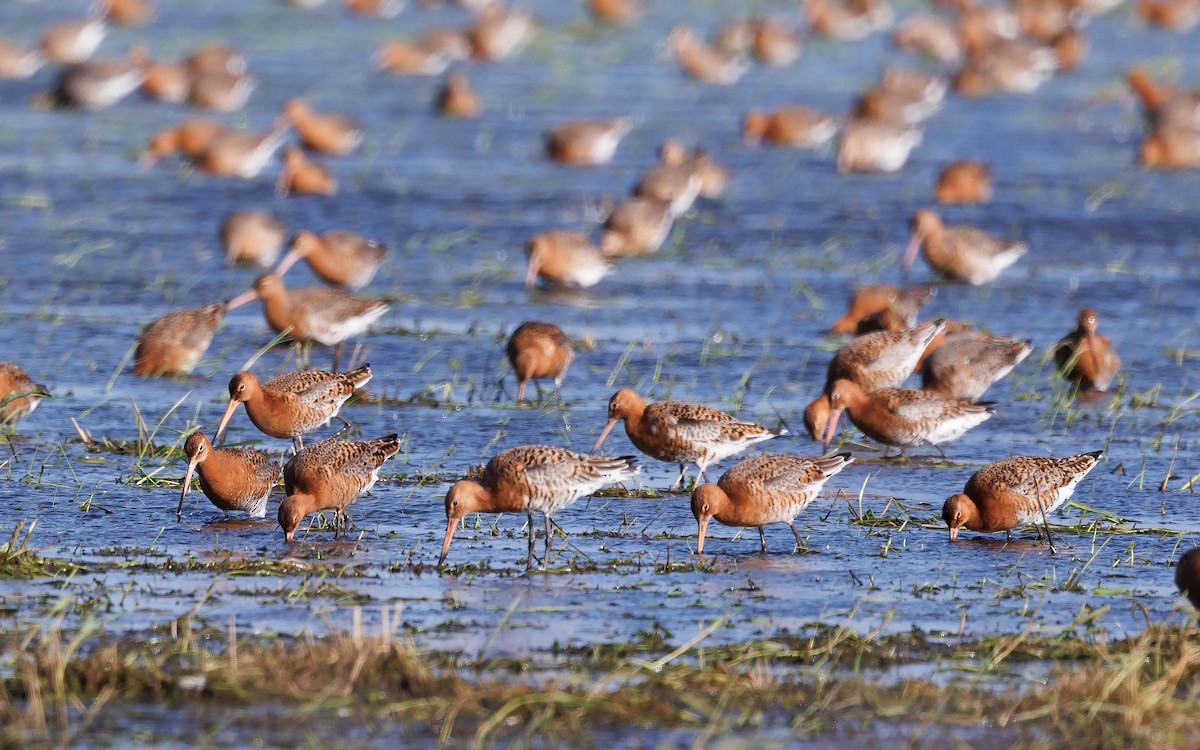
[0, 521, 81, 579]
[3, 613, 1200, 749]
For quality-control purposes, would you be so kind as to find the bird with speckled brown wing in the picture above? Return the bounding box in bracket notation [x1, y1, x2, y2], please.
[525, 231, 612, 290]
[942, 451, 1102, 542]
[279, 434, 401, 541]
[178, 432, 280, 519]
[823, 379, 994, 456]
[275, 231, 387, 290]
[600, 196, 673, 257]
[1055, 308, 1120, 392]
[922, 329, 1033, 402]
[226, 273, 388, 371]
[692, 453, 854, 554]
[134, 300, 249, 377]
[0, 363, 47, 426]
[215, 365, 371, 452]
[903, 209, 1027, 286]
[506, 322, 573, 403]
[440, 445, 638, 568]
[828, 319, 946, 393]
[592, 389, 786, 490]
[803, 319, 946, 439]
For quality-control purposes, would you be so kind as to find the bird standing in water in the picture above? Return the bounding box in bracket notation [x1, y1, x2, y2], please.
[1055, 308, 1120, 392]
[592, 388, 786, 490]
[178, 431, 281, 519]
[440, 445, 638, 568]
[942, 451, 1103, 545]
[692, 453, 854, 554]
[215, 366, 372, 452]
[279, 434, 401, 541]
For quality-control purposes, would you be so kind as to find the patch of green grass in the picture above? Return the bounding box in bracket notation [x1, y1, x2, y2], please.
[0, 521, 83, 579]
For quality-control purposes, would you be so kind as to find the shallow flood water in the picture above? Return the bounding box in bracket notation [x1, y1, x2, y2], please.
[1, 0, 1200, 671]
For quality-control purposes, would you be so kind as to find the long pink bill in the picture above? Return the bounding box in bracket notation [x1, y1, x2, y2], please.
[901, 232, 922, 272]
[590, 418, 619, 454]
[177, 456, 201, 519]
[438, 517, 459, 566]
[272, 248, 303, 278]
[524, 257, 541, 290]
[821, 408, 844, 451]
[225, 287, 259, 311]
[213, 398, 241, 445]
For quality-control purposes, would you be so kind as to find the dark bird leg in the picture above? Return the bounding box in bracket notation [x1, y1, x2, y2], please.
[526, 513, 536, 568]
[789, 523, 806, 552]
[1033, 474, 1056, 554]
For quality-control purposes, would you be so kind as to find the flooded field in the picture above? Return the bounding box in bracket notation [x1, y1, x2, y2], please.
[2, 0, 1200, 746]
